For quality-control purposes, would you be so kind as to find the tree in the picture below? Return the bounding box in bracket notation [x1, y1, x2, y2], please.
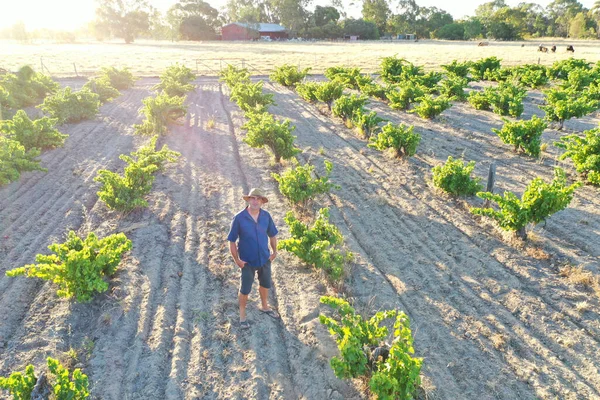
[435, 23, 464, 40]
[94, 0, 150, 43]
[180, 15, 217, 39]
[342, 18, 379, 39]
[547, 0, 584, 37]
[570, 11, 588, 37]
[415, 6, 453, 38]
[462, 17, 483, 39]
[167, 0, 221, 40]
[362, 0, 390, 36]
[314, 6, 340, 27]
[11, 21, 28, 42]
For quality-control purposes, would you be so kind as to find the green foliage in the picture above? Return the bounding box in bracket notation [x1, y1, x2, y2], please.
[356, 76, 387, 100]
[95, 136, 180, 211]
[411, 94, 452, 119]
[470, 57, 501, 81]
[471, 168, 581, 238]
[385, 82, 424, 110]
[492, 115, 547, 157]
[38, 87, 100, 124]
[368, 122, 420, 158]
[272, 160, 339, 205]
[0, 365, 36, 400]
[314, 80, 345, 110]
[6, 231, 132, 302]
[0, 136, 45, 186]
[134, 92, 187, 135]
[560, 67, 599, 92]
[230, 81, 274, 114]
[47, 357, 89, 399]
[380, 57, 421, 84]
[549, 58, 591, 80]
[319, 296, 422, 399]
[82, 77, 120, 103]
[441, 60, 471, 78]
[468, 82, 526, 117]
[438, 74, 468, 101]
[555, 127, 600, 185]
[99, 66, 136, 90]
[0, 66, 59, 110]
[541, 88, 598, 129]
[270, 64, 311, 87]
[296, 81, 320, 102]
[219, 64, 250, 88]
[514, 64, 550, 89]
[332, 94, 368, 121]
[153, 63, 196, 97]
[0, 110, 67, 151]
[325, 66, 362, 89]
[279, 208, 351, 280]
[413, 71, 443, 90]
[242, 112, 301, 162]
[432, 157, 482, 196]
[352, 110, 386, 138]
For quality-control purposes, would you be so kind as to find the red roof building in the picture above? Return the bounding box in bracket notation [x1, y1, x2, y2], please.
[221, 23, 288, 41]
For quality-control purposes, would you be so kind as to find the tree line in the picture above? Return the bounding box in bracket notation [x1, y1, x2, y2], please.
[1, 0, 600, 42]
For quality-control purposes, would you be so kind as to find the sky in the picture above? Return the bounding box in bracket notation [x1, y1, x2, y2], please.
[0, 0, 597, 31]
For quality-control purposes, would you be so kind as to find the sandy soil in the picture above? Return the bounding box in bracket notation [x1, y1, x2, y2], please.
[2, 38, 600, 78]
[1, 76, 599, 399]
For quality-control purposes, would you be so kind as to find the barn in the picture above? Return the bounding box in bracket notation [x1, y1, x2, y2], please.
[221, 23, 288, 41]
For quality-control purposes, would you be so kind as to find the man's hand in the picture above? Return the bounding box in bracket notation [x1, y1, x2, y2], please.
[236, 259, 246, 269]
[269, 252, 277, 262]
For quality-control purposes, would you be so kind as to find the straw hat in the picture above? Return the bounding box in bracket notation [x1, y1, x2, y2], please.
[242, 188, 268, 203]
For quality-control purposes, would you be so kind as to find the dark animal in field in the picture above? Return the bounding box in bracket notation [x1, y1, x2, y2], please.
[478, 42, 489, 46]
[538, 45, 548, 53]
[551, 45, 556, 53]
[567, 45, 575, 53]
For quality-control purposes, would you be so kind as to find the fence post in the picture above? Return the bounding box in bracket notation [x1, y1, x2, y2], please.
[483, 162, 496, 208]
[73, 63, 78, 77]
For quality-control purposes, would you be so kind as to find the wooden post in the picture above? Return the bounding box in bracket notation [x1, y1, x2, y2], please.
[73, 63, 78, 77]
[483, 162, 496, 208]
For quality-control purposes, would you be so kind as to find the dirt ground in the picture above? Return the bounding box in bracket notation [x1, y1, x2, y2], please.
[0, 75, 599, 400]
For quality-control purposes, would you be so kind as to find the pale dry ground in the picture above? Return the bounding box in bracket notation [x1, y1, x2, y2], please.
[1, 74, 600, 399]
[2, 38, 600, 78]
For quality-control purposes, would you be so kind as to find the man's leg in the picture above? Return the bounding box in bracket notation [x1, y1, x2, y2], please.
[258, 286, 269, 311]
[239, 266, 254, 322]
[239, 292, 249, 321]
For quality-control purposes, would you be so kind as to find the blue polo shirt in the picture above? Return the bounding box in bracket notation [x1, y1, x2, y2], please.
[227, 207, 278, 268]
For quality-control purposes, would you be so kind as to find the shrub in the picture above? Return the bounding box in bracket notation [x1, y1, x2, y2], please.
[219, 64, 250, 88]
[368, 122, 420, 158]
[296, 81, 320, 102]
[357, 76, 387, 100]
[153, 63, 196, 97]
[470, 56, 501, 81]
[272, 160, 339, 205]
[0, 66, 59, 110]
[95, 136, 180, 211]
[492, 115, 547, 157]
[432, 156, 482, 196]
[99, 66, 135, 90]
[319, 296, 422, 399]
[315, 80, 345, 111]
[560, 67, 599, 92]
[541, 88, 597, 130]
[413, 71, 444, 90]
[0, 136, 45, 186]
[0, 358, 89, 400]
[6, 231, 132, 302]
[230, 81, 274, 114]
[468, 82, 526, 117]
[438, 74, 468, 101]
[549, 58, 591, 80]
[83, 77, 120, 103]
[38, 87, 100, 123]
[0, 110, 67, 151]
[380, 57, 422, 84]
[134, 92, 187, 135]
[0, 365, 36, 400]
[278, 208, 351, 280]
[441, 60, 471, 78]
[471, 168, 581, 239]
[352, 110, 386, 138]
[411, 94, 452, 119]
[271, 64, 311, 87]
[332, 94, 368, 121]
[555, 127, 600, 185]
[385, 82, 425, 110]
[242, 112, 301, 162]
[515, 64, 550, 89]
[325, 66, 362, 88]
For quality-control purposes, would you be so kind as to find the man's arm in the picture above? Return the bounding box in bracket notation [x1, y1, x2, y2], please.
[229, 241, 246, 268]
[268, 235, 278, 261]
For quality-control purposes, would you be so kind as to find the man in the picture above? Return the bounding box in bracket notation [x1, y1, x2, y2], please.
[227, 188, 280, 330]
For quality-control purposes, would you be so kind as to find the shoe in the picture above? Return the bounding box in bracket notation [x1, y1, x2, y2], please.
[259, 308, 280, 319]
[240, 320, 250, 330]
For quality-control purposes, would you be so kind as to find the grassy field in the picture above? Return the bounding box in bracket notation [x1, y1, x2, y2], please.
[2, 37, 600, 77]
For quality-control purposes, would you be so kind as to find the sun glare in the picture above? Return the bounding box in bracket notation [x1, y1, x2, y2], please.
[0, 0, 96, 31]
